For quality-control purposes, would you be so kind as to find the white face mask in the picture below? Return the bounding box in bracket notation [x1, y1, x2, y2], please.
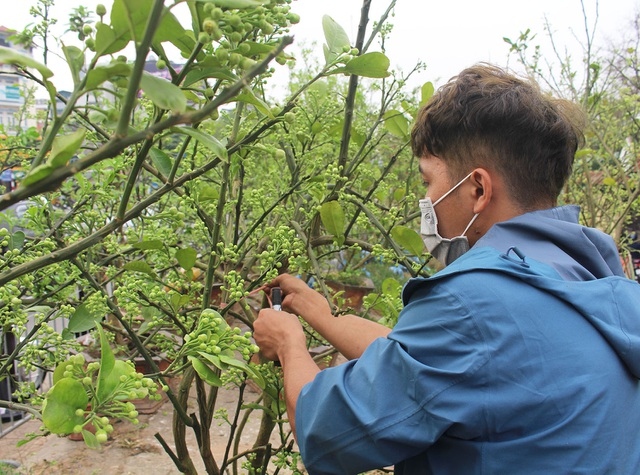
[419, 171, 479, 266]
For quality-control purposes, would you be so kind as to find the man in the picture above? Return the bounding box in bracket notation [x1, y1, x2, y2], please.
[253, 64, 640, 474]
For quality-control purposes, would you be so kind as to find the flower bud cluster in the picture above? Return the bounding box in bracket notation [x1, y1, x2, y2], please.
[196, 0, 299, 79]
[59, 354, 163, 443]
[181, 308, 259, 362]
[257, 226, 305, 280]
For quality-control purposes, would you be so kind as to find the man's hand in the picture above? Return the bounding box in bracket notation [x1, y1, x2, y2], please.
[263, 274, 391, 360]
[267, 274, 333, 323]
[253, 307, 320, 437]
[253, 307, 307, 361]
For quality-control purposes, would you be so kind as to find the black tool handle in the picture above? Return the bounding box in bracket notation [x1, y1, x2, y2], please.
[272, 287, 282, 311]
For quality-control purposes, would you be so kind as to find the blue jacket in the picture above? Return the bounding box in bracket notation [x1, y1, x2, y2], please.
[296, 206, 640, 474]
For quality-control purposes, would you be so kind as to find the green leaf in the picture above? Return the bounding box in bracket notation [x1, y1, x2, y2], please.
[94, 22, 129, 57]
[343, 52, 390, 78]
[132, 240, 164, 250]
[234, 91, 273, 118]
[67, 304, 100, 333]
[575, 148, 594, 159]
[183, 66, 238, 87]
[170, 293, 191, 312]
[320, 201, 345, 244]
[123, 260, 156, 277]
[391, 225, 425, 256]
[42, 378, 88, 434]
[172, 126, 228, 161]
[8, 231, 25, 251]
[84, 62, 132, 91]
[205, 0, 263, 8]
[602, 177, 617, 186]
[52, 361, 74, 386]
[381, 277, 402, 296]
[393, 188, 406, 201]
[175, 247, 197, 270]
[21, 164, 54, 187]
[154, 9, 197, 57]
[48, 129, 86, 168]
[82, 429, 101, 449]
[112, 0, 153, 44]
[197, 352, 223, 370]
[62, 45, 85, 87]
[383, 109, 409, 138]
[244, 364, 266, 390]
[96, 325, 117, 403]
[322, 15, 350, 55]
[217, 353, 250, 372]
[197, 184, 220, 202]
[140, 72, 187, 113]
[420, 82, 435, 107]
[149, 147, 173, 176]
[188, 356, 222, 386]
[0, 46, 53, 79]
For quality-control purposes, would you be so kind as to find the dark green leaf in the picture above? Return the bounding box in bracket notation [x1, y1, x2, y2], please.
[0, 46, 53, 79]
[172, 126, 228, 160]
[149, 147, 173, 177]
[63, 45, 85, 87]
[94, 22, 129, 57]
[383, 109, 409, 138]
[21, 164, 54, 187]
[197, 352, 223, 370]
[112, 0, 152, 44]
[123, 260, 156, 277]
[140, 72, 187, 113]
[205, 0, 263, 8]
[67, 304, 100, 333]
[96, 325, 116, 403]
[154, 9, 197, 57]
[48, 129, 86, 168]
[84, 63, 132, 91]
[343, 52, 390, 78]
[217, 353, 250, 371]
[381, 277, 402, 296]
[132, 240, 164, 250]
[175, 247, 197, 270]
[188, 356, 222, 386]
[183, 66, 238, 87]
[42, 378, 88, 434]
[234, 91, 273, 118]
[320, 201, 345, 243]
[391, 225, 424, 256]
[8, 231, 25, 251]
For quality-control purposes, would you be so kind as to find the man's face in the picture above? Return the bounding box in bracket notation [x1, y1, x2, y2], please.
[419, 154, 475, 240]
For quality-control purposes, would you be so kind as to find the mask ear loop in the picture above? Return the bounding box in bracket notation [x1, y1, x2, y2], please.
[461, 213, 480, 237]
[432, 171, 474, 207]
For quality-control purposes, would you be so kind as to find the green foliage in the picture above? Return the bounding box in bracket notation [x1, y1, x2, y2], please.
[0, 0, 430, 472]
[505, 14, 640, 253]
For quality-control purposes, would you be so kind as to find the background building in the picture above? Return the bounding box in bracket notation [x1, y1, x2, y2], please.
[0, 26, 37, 133]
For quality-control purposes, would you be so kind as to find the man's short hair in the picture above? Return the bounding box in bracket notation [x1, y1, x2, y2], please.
[411, 63, 585, 209]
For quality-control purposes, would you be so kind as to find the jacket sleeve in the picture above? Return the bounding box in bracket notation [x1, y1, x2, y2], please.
[295, 281, 490, 474]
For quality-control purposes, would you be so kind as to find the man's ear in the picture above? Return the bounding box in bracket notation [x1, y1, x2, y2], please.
[471, 168, 492, 213]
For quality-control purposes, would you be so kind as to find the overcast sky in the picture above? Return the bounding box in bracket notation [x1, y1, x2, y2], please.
[2, 0, 639, 93]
